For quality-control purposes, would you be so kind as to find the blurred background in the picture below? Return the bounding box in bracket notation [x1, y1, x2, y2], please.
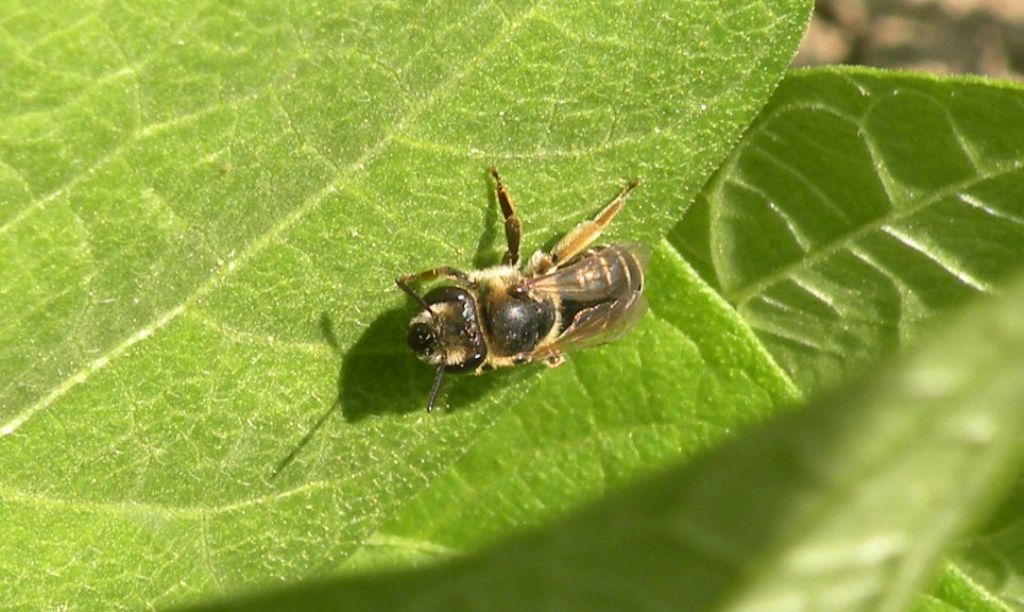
[794, 0, 1024, 80]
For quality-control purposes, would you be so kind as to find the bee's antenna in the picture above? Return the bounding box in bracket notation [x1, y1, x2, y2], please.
[398, 278, 447, 411]
[426, 363, 445, 412]
[396, 278, 436, 319]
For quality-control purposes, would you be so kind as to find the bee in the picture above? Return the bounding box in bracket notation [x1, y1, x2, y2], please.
[397, 168, 648, 411]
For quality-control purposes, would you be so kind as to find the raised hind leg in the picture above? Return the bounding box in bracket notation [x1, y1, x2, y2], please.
[529, 178, 639, 275]
[489, 167, 522, 266]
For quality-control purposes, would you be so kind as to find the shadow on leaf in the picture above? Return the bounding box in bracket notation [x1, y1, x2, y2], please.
[472, 169, 500, 268]
[335, 306, 502, 422]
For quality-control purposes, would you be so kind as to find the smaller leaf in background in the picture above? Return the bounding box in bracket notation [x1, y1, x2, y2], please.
[198, 251, 1024, 612]
[672, 67, 1024, 395]
[672, 66, 1024, 611]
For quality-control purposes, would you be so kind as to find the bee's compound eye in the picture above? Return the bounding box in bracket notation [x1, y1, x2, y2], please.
[407, 322, 436, 356]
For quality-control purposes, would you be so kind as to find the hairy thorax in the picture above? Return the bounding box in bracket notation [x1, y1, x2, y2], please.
[472, 266, 557, 359]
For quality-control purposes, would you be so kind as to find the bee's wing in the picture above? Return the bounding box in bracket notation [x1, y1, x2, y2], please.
[613, 241, 651, 267]
[527, 244, 649, 303]
[531, 291, 648, 358]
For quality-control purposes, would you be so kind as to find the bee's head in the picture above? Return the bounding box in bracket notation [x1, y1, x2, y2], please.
[398, 282, 489, 411]
[405, 286, 487, 372]
[406, 318, 439, 359]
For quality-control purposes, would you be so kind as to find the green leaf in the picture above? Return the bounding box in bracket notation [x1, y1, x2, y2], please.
[671, 67, 1024, 395]
[340, 242, 798, 573]
[200, 265, 1024, 612]
[0, 0, 809, 608]
[671, 67, 1024, 609]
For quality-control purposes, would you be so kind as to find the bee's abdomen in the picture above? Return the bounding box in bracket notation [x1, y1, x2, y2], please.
[531, 245, 645, 303]
[594, 245, 644, 295]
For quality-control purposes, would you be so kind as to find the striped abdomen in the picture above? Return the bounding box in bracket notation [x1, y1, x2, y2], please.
[528, 245, 646, 304]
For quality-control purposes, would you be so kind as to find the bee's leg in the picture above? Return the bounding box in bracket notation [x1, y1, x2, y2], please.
[398, 266, 471, 286]
[396, 267, 470, 310]
[489, 167, 521, 266]
[396, 267, 472, 306]
[526, 250, 555, 276]
[543, 178, 639, 270]
[543, 353, 565, 368]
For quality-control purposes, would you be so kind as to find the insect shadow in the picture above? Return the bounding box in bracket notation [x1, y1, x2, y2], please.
[268, 313, 346, 478]
[271, 310, 418, 477]
[472, 170, 501, 268]
[335, 306, 511, 422]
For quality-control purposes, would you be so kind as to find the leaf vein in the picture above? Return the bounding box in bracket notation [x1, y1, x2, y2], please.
[880, 225, 994, 293]
[729, 162, 1024, 305]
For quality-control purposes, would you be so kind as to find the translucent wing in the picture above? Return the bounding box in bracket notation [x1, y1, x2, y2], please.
[527, 244, 649, 303]
[531, 290, 648, 359]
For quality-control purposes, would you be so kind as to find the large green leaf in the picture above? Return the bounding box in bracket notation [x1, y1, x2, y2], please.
[671, 67, 1024, 609]
[0, 0, 809, 608]
[202, 263, 1024, 612]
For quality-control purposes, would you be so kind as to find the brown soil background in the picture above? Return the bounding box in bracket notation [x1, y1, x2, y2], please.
[794, 0, 1024, 80]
